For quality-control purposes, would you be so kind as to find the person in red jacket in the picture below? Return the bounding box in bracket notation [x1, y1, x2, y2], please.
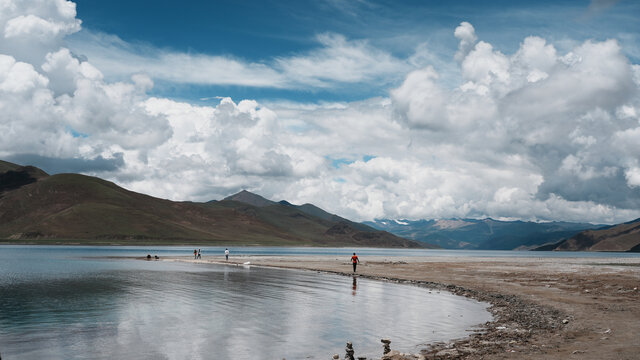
[351, 253, 360, 272]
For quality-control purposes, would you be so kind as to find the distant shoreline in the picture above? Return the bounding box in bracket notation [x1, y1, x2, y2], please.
[4, 241, 640, 257]
[0, 239, 353, 247]
[0, 239, 422, 248]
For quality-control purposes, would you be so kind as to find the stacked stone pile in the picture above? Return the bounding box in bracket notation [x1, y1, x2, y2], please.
[381, 339, 391, 355]
[345, 342, 355, 360]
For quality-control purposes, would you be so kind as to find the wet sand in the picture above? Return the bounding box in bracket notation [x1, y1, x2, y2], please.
[163, 255, 640, 359]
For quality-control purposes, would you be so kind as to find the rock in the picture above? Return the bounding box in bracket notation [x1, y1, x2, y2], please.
[381, 350, 400, 359]
[345, 342, 355, 360]
[332, 355, 339, 359]
[381, 338, 392, 355]
[562, 319, 569, 324]
[457, 346, 477, 354]
[435, 348, 460, 357]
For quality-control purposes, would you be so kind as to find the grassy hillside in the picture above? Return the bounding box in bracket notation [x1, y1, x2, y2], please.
[0, 161, 423, 247]
[213, 197, 425, 248]
[0, 160, 22, 172]
[0, 173, 301, 244]
[545, 219, 640, 252]
[0, 161, 49, 192]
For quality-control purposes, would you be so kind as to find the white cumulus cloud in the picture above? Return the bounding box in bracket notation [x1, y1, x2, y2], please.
[67, 30, 410, 89]
[1, 3, 640, 226]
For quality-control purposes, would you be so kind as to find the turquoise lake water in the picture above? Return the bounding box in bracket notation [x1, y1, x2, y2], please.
[0, 246, 497, 360]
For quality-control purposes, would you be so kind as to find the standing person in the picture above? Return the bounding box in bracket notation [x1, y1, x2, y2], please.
[351, 253, 360, 272]
[194, 249, 197, 259]
[197, 249, 201, 259]
[225, 248, 229, 261]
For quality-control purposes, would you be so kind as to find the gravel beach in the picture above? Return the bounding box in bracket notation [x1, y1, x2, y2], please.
[163, 254, 640, 359]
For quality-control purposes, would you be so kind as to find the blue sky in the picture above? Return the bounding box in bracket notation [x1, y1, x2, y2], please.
[69, 0, 640, 104]
[1, 0, 640, 223]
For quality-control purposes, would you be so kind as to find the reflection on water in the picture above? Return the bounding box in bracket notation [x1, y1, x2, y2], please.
[0, 247, 492, 359]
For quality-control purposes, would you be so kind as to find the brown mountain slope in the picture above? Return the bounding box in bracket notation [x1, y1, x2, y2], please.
[214, 197, 427, 248]
[551, 219, 640, 252]
[0, 173, 301, 244]
[223, 190, 275, 207]
[0, 161, 424, 247]
[0, 161, 49, 193]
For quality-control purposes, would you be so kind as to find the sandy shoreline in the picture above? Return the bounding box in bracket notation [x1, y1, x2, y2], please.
[160, 255, 640, 359]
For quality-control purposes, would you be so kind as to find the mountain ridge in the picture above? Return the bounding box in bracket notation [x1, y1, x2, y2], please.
[365, 218, 604, 250]
[0, 160, 49, 193]
[0, 160, 424, 248]
[535, 218, 640, 252]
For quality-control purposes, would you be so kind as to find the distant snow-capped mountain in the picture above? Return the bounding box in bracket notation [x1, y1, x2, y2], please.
[363, 218, 603, 250]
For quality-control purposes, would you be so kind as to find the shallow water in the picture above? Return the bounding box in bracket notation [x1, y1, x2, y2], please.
[0, 246, 492, 359]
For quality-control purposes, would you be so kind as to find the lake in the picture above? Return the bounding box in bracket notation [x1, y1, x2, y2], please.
[0, 246, 494, 359]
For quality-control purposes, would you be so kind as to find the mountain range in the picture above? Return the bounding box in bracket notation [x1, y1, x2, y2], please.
[364, 218, 605, 250]
[3, 159, 638, 251]
[534, 218, 640, 252]
[0, 160, 423, 248]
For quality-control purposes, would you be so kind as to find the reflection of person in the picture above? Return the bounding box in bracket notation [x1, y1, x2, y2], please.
[352, 276, 357, 296]
[351, 253, 360, 272]
[225, 248, 229, 261]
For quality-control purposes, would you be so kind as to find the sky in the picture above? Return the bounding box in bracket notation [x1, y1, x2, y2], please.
[1, 0, 640, 224]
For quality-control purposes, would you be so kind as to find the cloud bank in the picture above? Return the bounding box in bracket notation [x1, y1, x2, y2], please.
[1, 1, 639, 224]
[67, 31, 410, 89]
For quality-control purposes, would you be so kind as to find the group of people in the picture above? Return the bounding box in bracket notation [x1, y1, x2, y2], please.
[193, 248, 230, 260]
[189, 248, 360, 272]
